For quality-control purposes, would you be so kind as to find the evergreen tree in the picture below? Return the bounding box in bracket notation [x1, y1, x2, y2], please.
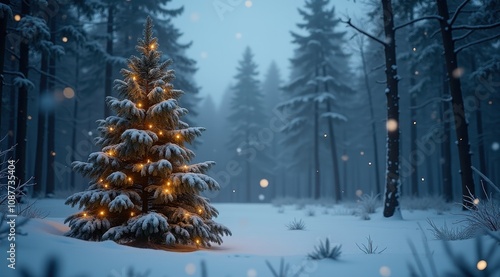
[228, 47, 271, 202]
[279, 0, 349, 201]
[65, 18, 231, 247]
[262, 62, 283, 199]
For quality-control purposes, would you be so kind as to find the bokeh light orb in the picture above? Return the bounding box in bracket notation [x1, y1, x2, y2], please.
[386, 119, 398, 132]
[260, 179, 269, 188]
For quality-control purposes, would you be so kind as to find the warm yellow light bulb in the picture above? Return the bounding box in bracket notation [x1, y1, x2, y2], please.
[99, 179, 104, 182]
[195, 239, 200, 244]
[147, 159, 151, 163]
[159, 131, 163, 135]
[150, 44, 155, 49]
[83, 213, 87, 217]
[109, 127, 114, 131]
[165, 189, 169, 193]
[100, 211, 104, 216]
[167, 181, 171, 186]
[62, 36, 68, 43]
[184, 165, 188, 170]
[176, 134, 180, 139]
[108, 151, 113, 156]
[138, 103, 142, 108]
[128, 177, 132, 182]
[14, 14, 21, 21]
[131, 212, 135, 216]
[104, 184, 108, 188]
[139, 164, 143, 168]
[132, 76, 136, 81]
[198, 209, 202, 214]
[149, 124, 153, 129]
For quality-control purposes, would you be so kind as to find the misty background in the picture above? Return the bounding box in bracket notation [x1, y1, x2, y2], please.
[1, 0, 499, 203]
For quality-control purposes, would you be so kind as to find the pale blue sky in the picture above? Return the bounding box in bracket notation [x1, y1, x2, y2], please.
[170, 0, 366, 106]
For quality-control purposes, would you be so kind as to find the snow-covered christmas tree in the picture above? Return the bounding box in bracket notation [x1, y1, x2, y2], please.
[64, 17, 231, 248]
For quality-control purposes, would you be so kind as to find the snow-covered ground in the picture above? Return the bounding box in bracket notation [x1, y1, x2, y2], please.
[2, 199, 499, 277]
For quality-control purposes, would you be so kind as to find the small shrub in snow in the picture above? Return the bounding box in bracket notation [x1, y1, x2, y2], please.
[295, 203, 305, 210]
[271, 197, 297, 207]
[408, 223, 500, 277]
[306, 208, 316, 217]
[461, 191, 500, 234]
[265, 258, 304, 277]
[400, 195, 451, 212]
[356, 236, 386, 254]
[359, 212, 370, 221]
[307, 238, 342, 260]
[357, 193, 380, 214]
[426, 219, 473, 241]
[286, 218, 306, 230]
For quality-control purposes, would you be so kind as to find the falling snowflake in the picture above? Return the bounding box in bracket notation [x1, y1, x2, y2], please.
[492, 142, 499, 151]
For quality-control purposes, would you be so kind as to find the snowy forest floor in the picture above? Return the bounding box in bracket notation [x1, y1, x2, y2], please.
[2, 199, 499, 277]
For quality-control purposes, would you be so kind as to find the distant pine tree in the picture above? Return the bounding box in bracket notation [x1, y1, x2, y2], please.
[228, 47, 272, 202]
[279, 0, 350, 201]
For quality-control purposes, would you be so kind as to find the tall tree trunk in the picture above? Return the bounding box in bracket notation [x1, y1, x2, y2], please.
[441, 63, 453, 202]
[34, 52, 49, 196]
[409, 72, 418, 197]
[245, 131, 251, 202]
[0, 0, 9, 129]
[470, 58, 487, 198]
[476, 99, 487, 197]
[46, 16, 57, 197]
[381, 0, 401, 218]
[313, 68, 321, 200]
[322, 66, 341, 202]
[360, 47, 382, 195]
[15, 0, 30, 186]
[70, 52, 80, 190]
[436, 0, 475, 208]
[104, 5, 114, 118]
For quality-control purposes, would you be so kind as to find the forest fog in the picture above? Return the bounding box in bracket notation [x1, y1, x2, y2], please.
[1, 0, 499, 206]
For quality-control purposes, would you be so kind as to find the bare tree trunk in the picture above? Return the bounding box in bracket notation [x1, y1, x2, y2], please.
[104, 5, 114, 118]
[0, 0, 8, 129]
[409, 71, 418, 197]
[46, 16, 57, 197]
[15, 0, 30, 186]
[381, 0, 401, 218]
[436, 0, 475, 208]
[441, 63, 453, 202]
[360, 47, 381, 195]
[313, 67, 321, 199]
[34, 52, 48, 197]
[469, 58, 488, 198]
[70, 52, 80, 190]
[322, 66, 341, 202]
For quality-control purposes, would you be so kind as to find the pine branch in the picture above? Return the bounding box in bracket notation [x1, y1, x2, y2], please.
[471, 166, 500, 194]
[393, 15, 443, 31]
[454, 21, 500, 31]
[28, 65, 74, 88]
[453, 30, 474, 42]
[449, 0, 471, 26]
[341, 18, 387, 47]
[410, 96, 452, 110]
[5, 48, 20, 61]
[3, 70, 26, 78]
[455, 33, 500, 54]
